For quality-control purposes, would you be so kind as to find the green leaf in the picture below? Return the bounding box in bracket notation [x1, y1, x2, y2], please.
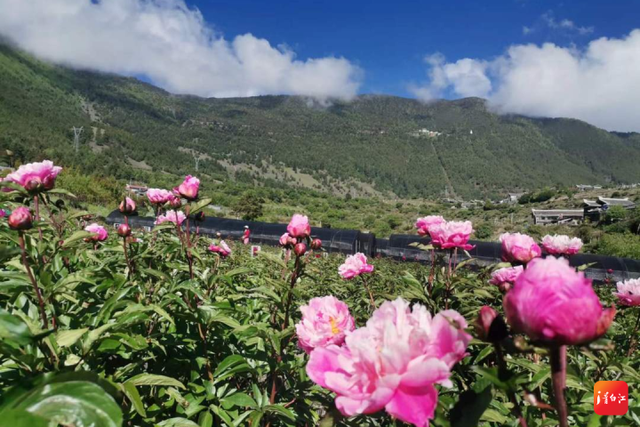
[0, 373, 122, 427]
[189, 198, 212, 216]
[125, 374, 186, 390]
[55, 328, 89, 348]
[0, 308, 33, 345]
[450, 385, 493, 427]
[264, 404, 295, 421]
[198, 411, 214, 427]
[221, 392, 258, 409]
[157, 418, 200, 427]
[0, 409, 49, 427]
[61, 231, 95, 248]
[121, 382, 146, 417]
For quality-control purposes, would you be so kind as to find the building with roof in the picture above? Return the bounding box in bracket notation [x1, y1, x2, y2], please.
[531, 209, 584, 225]
[583, 197, 636, 221]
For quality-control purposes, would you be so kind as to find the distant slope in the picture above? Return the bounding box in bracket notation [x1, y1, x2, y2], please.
[1, 42, 639, 199]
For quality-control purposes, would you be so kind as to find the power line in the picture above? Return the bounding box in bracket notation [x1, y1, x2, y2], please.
[72, 126, 84, 153]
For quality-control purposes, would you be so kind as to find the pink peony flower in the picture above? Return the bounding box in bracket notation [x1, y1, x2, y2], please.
[295, 296, 355, 354]
[504, 257, 615, 346]
[613, 279, 640, 307]
[119, 197, 136, 214]
[85, 223, 108, 241]
[177, 175, 200, 200]
[338, 253, 374, 279]
[489, 266, 524, 288]
[428, 221, 474, 251]
[209, 240, 231, 257]
[146, 188, 174, 204]
[415, 215, 445, 237]
[287, 214, 311, 238]
[279, 232, 291, 246]
[0, 209, 6, 218]
[5, 160, 62, 192]
[8, 206, 33, 230]
[541, 234, 583, 256]
[500, 232, 542, 264]
[155, 210, 186, 226]
[307, 298, 471, 426]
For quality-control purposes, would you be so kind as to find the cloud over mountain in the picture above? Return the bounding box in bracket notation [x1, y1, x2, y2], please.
[0, 0, 362, 100]
[411, 30, 640, 132]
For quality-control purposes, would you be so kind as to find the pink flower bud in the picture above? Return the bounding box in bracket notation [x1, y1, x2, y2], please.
[310, 238, 322, 250]
[475, 306, 508, 343]
[8, 207, 33, 230]
[117, 223, 132, 237]
[177, 175, 200, 201]
[119, 197, 136, 214]
[287, 214, 311, 238]
[294, 242, 307, 257]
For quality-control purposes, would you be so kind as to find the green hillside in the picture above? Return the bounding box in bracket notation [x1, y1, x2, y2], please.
[1, 42, 639, 199]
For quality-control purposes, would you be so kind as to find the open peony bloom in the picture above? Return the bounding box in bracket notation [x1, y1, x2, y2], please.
[119, 197, 136, 214]
[147, 188, 175, 204]
[307, 298, 471, 427]
[155, 210, 186, 226]
[209, 240, 231, 258]
[295, 296, 355, 354]
[339, 253, 374, 279]
[504, 257, 615, 346]
[5, 160, 62, 193]
[489, 266, 524, 290]
[415, 216, 445, 237]
[287, 214, 311, 238]
[85, 223, 108, 242]
[613, 278, 640, 307]
[177, 175, 200, 201]
[541, 234, 583, 256]
[428, 220, 474, 251]
[500, 232, 541, 264]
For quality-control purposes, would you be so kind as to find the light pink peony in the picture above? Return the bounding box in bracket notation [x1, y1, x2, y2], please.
[541, 234, 583, 256]
[428, 220, 474, 251]
[295, 296, 355, 354]
[85, 223, 108, 241]
[489, 266, 524, 288]
[209, 240, 231, 257]
[146, 188, 174, 204]
[500, 232, 542, 264]
[338, 253, 374, 279]
[307, 298, 471, 426]
[287, 214, 311, 238]
[279, 232, 291, 246]
[5, 160, 62, 192]
[155, 210, 186, 226]
[504, 257, 615, 346]
[415, 216, 445, 237]
[613, 279, 640, 307]
[177, 175, 200, 200]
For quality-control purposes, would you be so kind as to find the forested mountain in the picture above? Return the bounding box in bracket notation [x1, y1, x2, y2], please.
[1, 41, 639, 199]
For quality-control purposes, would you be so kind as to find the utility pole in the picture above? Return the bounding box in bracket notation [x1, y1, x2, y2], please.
[72, 126, 84, 153]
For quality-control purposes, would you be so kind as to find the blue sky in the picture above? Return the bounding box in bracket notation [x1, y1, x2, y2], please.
[188, 0, 639, 97]
[1, 0, 639, 130]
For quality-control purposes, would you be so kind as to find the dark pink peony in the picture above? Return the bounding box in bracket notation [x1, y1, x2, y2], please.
[504, 257, 615, 346]
[85, 223, 109, 242]
[428, 221, 474, 251]
[8, 206, 33, 230]
[177, 175, 200, 200]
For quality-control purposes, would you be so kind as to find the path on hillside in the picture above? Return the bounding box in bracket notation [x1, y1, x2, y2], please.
[429, 140, 457, 199]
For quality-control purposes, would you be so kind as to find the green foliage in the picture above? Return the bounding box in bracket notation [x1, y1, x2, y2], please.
[593, 233, 640, 259]
[231, 191, 265, 221]
[2, 43, 640, 201]
[603, 205, 628, 224]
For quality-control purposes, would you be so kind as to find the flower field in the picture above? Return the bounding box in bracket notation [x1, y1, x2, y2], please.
[1, 162, 640, 427]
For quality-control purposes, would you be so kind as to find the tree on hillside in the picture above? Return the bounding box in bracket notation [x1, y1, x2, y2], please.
[232, 192, 265, 221]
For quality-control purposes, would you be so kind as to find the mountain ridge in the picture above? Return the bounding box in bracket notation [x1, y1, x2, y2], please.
[1, 42, 639, 199]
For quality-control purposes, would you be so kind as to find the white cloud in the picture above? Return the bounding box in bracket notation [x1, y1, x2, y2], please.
[0, 0, 362, 100]
[523, 12, 594, 36]
[410, 30, 640, 132]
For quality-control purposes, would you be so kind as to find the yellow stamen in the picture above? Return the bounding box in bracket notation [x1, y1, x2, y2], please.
[330, 317, 340, 335]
